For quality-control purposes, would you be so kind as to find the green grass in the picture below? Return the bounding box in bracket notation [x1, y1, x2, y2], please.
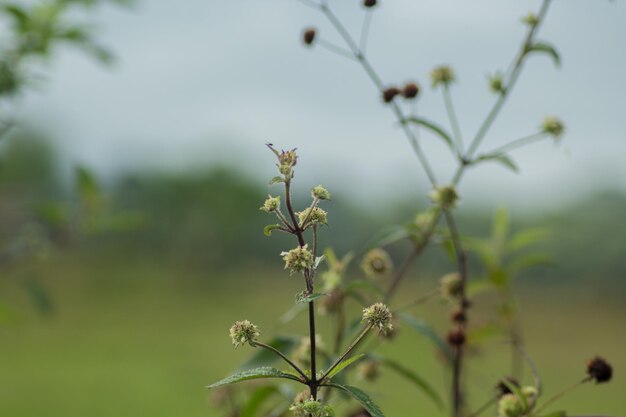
[0, 254, 624, 416]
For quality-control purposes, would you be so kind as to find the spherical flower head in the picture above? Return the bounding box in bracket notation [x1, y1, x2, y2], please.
[311, 185, 331, 200]
[297, 207, 328, 228]
[522, 12, 539, 26]
[430, 65, 455, 88]
[362, 302, 393, 335]
[357, 359, 380, 382]
[440, 272, 463, 300]
[290, 398, 334, 417]
[430, 185, 459, 209]
[229, 320, 260, 348]
[489, 73, 504, 93]
[281, 245, 314, 274]
[363, 0, 378, 8]
[361, 248, 393, 277]
[303, 28, 317, 46]
[498, 393, 525, 417]
[382, 86, 400, 103]
[587, 356, 613, 383]
[541, 116, 565, 139]
[402, 82, 420, 99]
[260, 195, 281, 213]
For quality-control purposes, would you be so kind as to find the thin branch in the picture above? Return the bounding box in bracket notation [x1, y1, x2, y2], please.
[478, 132, 547, 157]
[317, 39, 358, 61]
[360, 10, 373, 54]
[443, 84, 464, 156]
[533, 378, 590, 415]
[320, 324, 372, 382]
[253, 341, 309, 381]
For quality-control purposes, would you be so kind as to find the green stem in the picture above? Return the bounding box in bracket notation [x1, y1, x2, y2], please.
[480, 132, 547, 157]
[443, 84, 464, 156]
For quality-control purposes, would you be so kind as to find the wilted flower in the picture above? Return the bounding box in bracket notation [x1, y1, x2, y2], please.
[260, 195, 280, 213]
[382, 86, 400, 103]
[430, 65, 455, 87]
[297, 207, 328, 227]
[447, 327, 466, 347]
[541, 116, 565, 139]
[587, 356, 613, 383]
[402, 82, 420, 99]
[229, 320, 260, 348]
[361, 248, 393, 277]
[362, 303, 393, 335]
[430, 185, 459, 209]
[440, 272, 463, 300]
[303, 28, 317, 46]
[281, 245, 315, 274]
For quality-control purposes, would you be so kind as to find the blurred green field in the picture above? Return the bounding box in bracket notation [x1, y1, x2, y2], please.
[0, 254, 624, 417]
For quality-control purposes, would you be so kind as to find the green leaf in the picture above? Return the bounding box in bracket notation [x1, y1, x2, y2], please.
[363, 225, 409, 250]
[399, 314, 453, 362]
[509, 253, 552, 274]
[295, 291, 326, 304]
[75, 165, 102, 211]
[405, 117, 455, 151]
[526, 41, 561, 67]
[507, 228, 550, 252]
[325, 354, 365, 380]
[238, 336, 299, 371]
[377, 357, 443, 409]
[269, 176, 284, 185]
[326, 383, 385, 417]
[475, 153, 519, 172]
[206, 367, 301, 389]
[241, 385, 281, 417]
[264, 224, 282, 236]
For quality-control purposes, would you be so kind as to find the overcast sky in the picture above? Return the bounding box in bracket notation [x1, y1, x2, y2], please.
[14, 0, 626, 210]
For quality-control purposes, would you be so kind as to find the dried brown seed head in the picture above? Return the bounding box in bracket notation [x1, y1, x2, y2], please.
[587, 356, 613, 383]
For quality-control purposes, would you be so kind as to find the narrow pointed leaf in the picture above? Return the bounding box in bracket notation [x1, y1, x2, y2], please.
[326, 354, 365, 379]
[399, 314, 453, 362]
[326, 383, 385, 417]
[378, 357, 444, 409]
[264, 224, 282, 236]
[295, 291, 326, 304]
[269, 176, 284, 185]
[405, 117, 455, 150]
[475, 153, 519, 172]
[207, 367, 301, 389]
[526, 41, 561, 67]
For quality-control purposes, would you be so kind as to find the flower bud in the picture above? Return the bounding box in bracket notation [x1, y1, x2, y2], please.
[587, 356, 612, 383]
[303, 28, 317, 46]
[297, 207, 328, 227]
[277, 148, 298, 177]
[361, 248, 393, 277]
[281, 245, 315, 274]
[382, 86, 400, 103]
[311, 185, 331, 200]
[541, 116, 565, 139]
[430, 65, 455, 88]
[498, 393, 525, 417]
[363, 0, 378, 8]
[229, 320, 260, 348]
[522, 12, 539, 26]
[489, 73, 504, 93]
[447, 327, 466, 347]
[260, 195, 280, 213]
[430, 185, 459, 209]
[440, 272, 463, 300]
[402, 82, 420, 99]
[362, 302, 393, 335]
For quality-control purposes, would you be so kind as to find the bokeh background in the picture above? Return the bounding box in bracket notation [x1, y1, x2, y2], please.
[0, 1, 625, 416]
